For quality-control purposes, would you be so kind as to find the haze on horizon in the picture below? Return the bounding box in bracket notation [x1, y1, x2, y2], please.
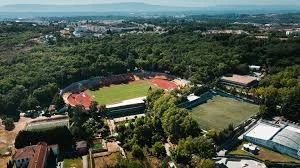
[1, 0, 300, 7]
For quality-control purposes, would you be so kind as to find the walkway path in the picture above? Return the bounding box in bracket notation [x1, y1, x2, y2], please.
[165, 143, 176, 168]
[82, 155, 88, 168]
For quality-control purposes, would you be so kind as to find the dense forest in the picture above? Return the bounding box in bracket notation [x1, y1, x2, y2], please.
[0, 18, 299, 122]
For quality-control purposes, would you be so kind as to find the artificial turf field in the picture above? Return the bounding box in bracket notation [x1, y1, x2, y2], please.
[190, 95, 259, 131]
[88, 80, 156, 105]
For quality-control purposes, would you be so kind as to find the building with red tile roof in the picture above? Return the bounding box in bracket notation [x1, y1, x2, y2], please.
[14, 142, 49, 168]
[221, 74, 258, 88]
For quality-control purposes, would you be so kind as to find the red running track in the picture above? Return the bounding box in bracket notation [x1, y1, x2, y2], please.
[67, 79, 178, 108]
[148, 78, 178, 90]
[67, 91, 91, 109]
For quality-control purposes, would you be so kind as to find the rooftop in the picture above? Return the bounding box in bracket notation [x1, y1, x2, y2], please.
[245, 122, 281, 140]
[187, 94, 200, 102]
[245, 121, 300, 151]
[271, 126, 300, 151]
[216, 158, 266, 168]
[106, 96, 146, 108]
[14, 142, 48, 168]
[221, 74, 258, 86]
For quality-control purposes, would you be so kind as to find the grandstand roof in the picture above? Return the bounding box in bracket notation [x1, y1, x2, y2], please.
[106, 96, 146, 109]
[245, 122, 281, 140]
[187, 94, 200, 102]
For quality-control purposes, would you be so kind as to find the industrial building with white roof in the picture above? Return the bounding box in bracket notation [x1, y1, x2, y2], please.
[244, 120, 300, 160]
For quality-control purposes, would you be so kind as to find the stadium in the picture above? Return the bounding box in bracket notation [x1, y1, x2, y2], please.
[61, 72, 188, 117]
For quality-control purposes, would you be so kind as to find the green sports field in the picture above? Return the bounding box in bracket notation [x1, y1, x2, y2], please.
[88, 80, 156, 105]
[190, 95, 259, 131]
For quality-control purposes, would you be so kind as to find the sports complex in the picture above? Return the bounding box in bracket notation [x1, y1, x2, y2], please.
[62, 72, 188, 110]
[61, 72, 260, 132]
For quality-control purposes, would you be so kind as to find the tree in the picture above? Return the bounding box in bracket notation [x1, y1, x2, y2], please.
[6, 160, 14, 168]
[51, 93, 65, 108]
[153, 94, 177, 118]
[171, 146, 191, 165]
[146, 89, 164, 110]
[196, 159, 216, 168]
[47, 149, 56, 167]
[3, 118, 15, 131]
[151, 141, 166, 158]
[172, 136, 215, 165]
[281, 87, 300, 120]
[105, 159, 144, 168]
[206, 129, 218, 140]
[26, 95, 39, 110]
[193, 86, 209, 96]
[15, 126, 74, 152]
[235, 63, 249, 75]
[131, 144, 144, 159]
[89, 101, 99, 119]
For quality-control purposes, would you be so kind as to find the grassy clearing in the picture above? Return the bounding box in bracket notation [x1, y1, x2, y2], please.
[88, 81, 155, 105]
[93, 152, 122, 168]
[92, 139, 104, 150]
[63, 158, 83, 168]
[190, 95, 259, 131]
[229, 141, 300, 163]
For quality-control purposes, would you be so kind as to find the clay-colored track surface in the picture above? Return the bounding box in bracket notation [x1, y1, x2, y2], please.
[148, 78, 178, 90]
[67, 91, 92, 109]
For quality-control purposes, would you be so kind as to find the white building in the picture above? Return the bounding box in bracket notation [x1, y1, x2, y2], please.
[249, 65, 261, 72]
[216, 157, 267, 168]
[244, 120, 300, 160]
[286, 30, 300, 36]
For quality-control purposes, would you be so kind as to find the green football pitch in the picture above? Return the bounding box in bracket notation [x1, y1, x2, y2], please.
[88, 80, 156, 105]
[190, 95, 259, 131]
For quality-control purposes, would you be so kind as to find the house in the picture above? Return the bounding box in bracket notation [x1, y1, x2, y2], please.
[220, 74, 258, 88]
[76, 141, 88, 155]
[13, 142, 59, 168]
[14, 142, 48, 168]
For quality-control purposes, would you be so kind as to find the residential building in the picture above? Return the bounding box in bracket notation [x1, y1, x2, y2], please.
[14, 142, 48, 168]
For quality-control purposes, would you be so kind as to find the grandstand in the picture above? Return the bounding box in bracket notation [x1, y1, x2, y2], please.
[105, 97, 146, 118]
[25, 116, 69, 131]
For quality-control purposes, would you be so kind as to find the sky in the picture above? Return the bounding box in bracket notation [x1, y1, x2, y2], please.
[1, 0, 300, 7]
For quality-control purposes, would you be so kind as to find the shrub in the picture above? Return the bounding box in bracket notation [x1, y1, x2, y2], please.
[3, 118, 15, 131]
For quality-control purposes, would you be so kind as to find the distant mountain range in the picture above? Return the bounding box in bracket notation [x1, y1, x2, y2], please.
[0, 3, 300, 15]
[0, 3, 186, 13]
